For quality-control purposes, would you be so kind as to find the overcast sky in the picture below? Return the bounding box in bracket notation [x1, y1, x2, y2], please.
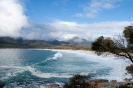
[0, 0, 133, 41]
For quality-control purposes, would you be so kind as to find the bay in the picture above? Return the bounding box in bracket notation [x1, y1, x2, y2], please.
[0, 49, 131, 86]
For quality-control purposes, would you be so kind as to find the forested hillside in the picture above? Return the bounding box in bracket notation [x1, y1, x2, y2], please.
[0, 37, 54, 48]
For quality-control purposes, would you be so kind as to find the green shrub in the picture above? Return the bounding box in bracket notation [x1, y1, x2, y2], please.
[63, 74, 90, 88]
[126, 65, 133, 74]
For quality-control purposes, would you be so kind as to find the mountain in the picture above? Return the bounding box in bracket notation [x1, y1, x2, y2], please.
[0, 37, 53, 48]
[47, 40, 70, 45]
[49, 37, 92, 50]
[68, 37, 92, 47]
[0, 36, 92, 49]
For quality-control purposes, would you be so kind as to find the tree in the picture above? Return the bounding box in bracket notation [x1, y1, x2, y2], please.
[92, 36, 116, 55]
[63, 74, 90, 88]
[91, 26, 133, 64]
[92, 36, 105, 55]
[123, 26, 133, 46]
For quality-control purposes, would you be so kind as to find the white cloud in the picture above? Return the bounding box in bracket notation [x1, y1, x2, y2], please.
[76, 0, 122, 18]
[0, 0, 129, 42]
[0, 0, 29, 37]
[21, 20, 131, 41]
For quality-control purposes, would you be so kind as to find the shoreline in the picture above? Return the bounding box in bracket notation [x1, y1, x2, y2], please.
[0, 48, 115, 57]
[4, 79, 133, 88]
[44, 48, 116, 57]
[0, 48, 132, 88]
[0, 48, 132, 79]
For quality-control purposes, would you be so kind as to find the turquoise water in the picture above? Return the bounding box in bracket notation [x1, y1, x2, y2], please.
[0, 49, 131, 86]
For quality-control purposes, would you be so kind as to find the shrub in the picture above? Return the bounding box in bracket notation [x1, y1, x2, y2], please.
[63, 74, 90, 88]
[126, 65, 133, 74]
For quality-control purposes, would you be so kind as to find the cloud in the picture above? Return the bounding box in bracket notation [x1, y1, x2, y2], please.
[0, 0, 29, 37]
[0, 0, 130, 42]
[21, 20, 131, 41]
[76, 0, 122, 18]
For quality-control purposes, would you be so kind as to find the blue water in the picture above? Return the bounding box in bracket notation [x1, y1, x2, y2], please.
[0, 49, 131, 85]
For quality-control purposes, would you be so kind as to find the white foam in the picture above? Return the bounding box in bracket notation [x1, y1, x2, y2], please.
[27, 66, 71, 78]
[51, 52, 63, 60]
[1, 49, 132, 82]
[0, 66, 27, 80]
[50, 49, 132, 81]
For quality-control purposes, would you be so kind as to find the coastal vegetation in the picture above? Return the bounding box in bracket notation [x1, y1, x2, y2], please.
[64, 74, 133, 88]
[92, 25, 133, 77]
[92, 25, 133, 63]
[126, 65, 133, 75]
[64, 74, 90, 88]
[0, 26, 133, 88]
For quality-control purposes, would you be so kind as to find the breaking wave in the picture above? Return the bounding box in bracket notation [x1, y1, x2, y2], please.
[51, 52, 63, 60]
[27, 66, 70, 78]
[35, 52, 63, 66]
[0, 49, 132, 85]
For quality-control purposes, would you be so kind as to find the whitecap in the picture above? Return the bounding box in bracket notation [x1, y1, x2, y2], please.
[27, 66, 71, 78]
[49, 49, 132, 82]
[51, 52, 63, 60]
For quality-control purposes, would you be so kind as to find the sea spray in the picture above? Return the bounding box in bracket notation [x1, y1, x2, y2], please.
[27, 66, 71, 78]
[34, 52, 63, 66]
[51, 52, 63, 60]
[51, 49, 132, 81]
[0, 49, 132, 86]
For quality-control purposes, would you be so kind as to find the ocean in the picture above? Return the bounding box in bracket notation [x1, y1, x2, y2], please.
[0, 49, 131, 87]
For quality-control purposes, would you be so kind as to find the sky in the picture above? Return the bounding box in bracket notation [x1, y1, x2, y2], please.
[0, 0, 133, 41]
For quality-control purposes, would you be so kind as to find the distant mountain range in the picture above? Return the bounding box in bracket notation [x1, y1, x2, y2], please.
[0, 37, 53, 48]
[68, 37, 92, 46]
[0, 36, 91, 49]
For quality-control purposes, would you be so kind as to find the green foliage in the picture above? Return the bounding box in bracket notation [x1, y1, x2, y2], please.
[63, 74, 90, 88]
[123, 26, 133, 45]
[91, 26, 133, 64]
[92, 36, 115, 55]
[103, 38, 115, 50]
[92, 36, 105, 53]
[126, 65, 133, 74]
